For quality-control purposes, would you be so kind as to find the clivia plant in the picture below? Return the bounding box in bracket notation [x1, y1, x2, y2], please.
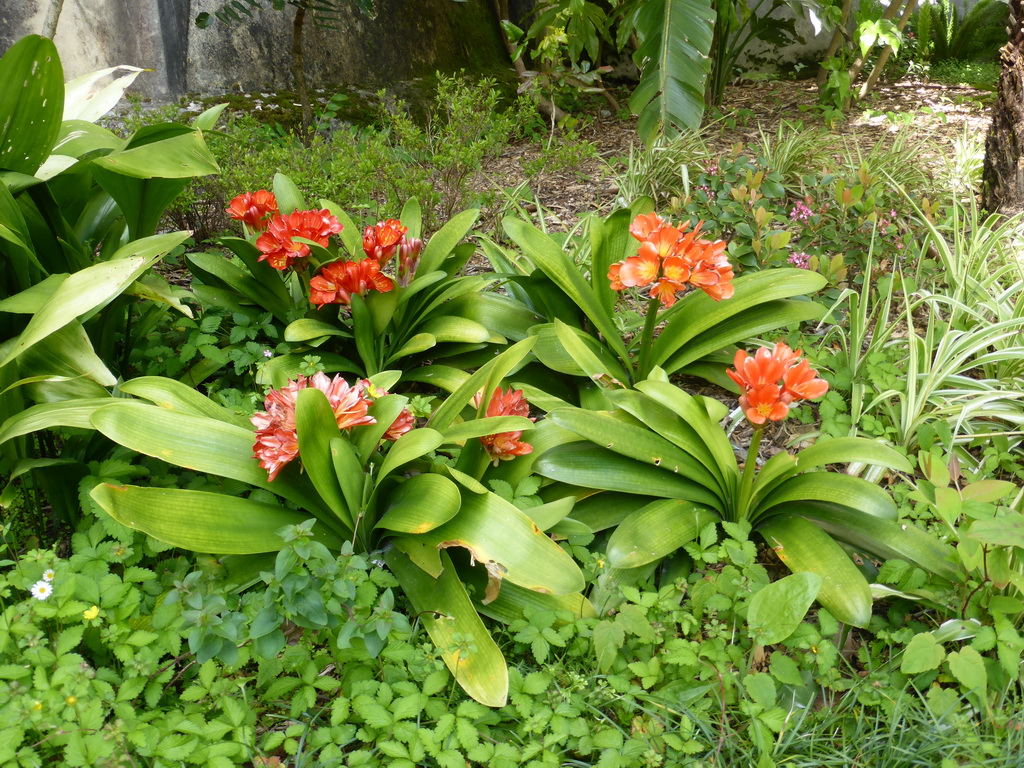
[534, 342, 958, 627]
[186, 175, 541, 386]
[488, 207, 826, 405]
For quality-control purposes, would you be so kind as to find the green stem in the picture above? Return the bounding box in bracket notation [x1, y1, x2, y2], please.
[735, 426, 763, 522]
[635, 295, 662, 382]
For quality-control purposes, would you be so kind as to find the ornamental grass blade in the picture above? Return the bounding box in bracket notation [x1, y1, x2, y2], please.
[91, 484, 341, 554]
[757, 514, 873, 628]
[416, 489, 585, 596]
[795, 504, 960, 582]
[375, 473, 461, 534]
[753, 473, 898, 522]
[535, 442, 722, 509]
[384, 549, 508, 707]
[606, 499, 720, 568]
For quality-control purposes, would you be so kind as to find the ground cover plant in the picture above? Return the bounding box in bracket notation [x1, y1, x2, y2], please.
[2, 28, 1023, 768]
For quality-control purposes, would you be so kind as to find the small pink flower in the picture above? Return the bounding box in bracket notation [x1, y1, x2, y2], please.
[788, 252, 810, 269]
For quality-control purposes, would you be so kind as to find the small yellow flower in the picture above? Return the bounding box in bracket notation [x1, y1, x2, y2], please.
[83, 605, 100, 621]
[31, 701, 42, 712]
[65, 696, 77, 707]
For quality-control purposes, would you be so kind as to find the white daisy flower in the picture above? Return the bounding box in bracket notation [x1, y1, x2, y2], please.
[30, 580, 53, 601]
[42, 569, 55, 582]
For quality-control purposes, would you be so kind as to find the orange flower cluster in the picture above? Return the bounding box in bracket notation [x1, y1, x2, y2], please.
[309, 258, 395, 308]
[227, 190, 279, 232]
[252, 373, 414, 481]
[473, 386, 534, 465]
[362, 218, 424, 287]
[726, 342, 829, 425]
[608, 213, 735, 306]
[254, 209, 345, 271]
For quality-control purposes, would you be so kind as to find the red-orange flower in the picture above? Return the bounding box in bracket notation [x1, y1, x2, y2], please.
[610, 214, 733, 308]
[740, 383, 790, 425]
[362, 219, 408, 265]
[309, 258, 395, 307]
[727, 342, 828, 426]
[252, 373, 376, 481]
[255, 209, 344, 270]
[359, 379, 416, 442]
[227, 190, 279, 232]
[473, 386, 534, 464]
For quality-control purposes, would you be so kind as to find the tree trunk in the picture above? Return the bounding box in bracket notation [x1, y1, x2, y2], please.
[41, 0, 65, 38]
[292, 5, 313, 142]
[982, 0, 1024, 213]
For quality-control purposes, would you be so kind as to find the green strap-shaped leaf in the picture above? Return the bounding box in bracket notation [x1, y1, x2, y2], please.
[295, 388, 351, 530]
[634, 380, 738, 487]
[794, 503, 960, 582]
[589, 208, 634, 315]
[18, 321, 117, 387]
[353, 394, 409, 462]
[427, 338, 536, 432]
[418, 315, 495, 344]
[386, 332, 436, 363]
[795, 436, 913, 474]
[417, 489, 585, 596]
[441, 416, 534, 444]
[535, 442, 722, 509]
[400, 197, 421, 240]
[549, 407, 723, 503]
[187, 251, 294, 323]
[375, 473, 461, 533]
[503, 217, 630, 363]
[385, 548, 508, 706]
[568, 491, 652, 533]
[0, 233, 188, 368]
[628, 0, 715, 141]
[376, 427, 445, 483]
[91, 483, 340, 554]
[475, 581, 595, 626]
[606, 500, 720, 568]
[0, 36, 64, 174]
[330, 437, 366, 520]
[89, 401, 327, 516]
[753, 473, 897, 522]
[63, 65, 145, 123]
[217, 236, 293, 301]
[418, 209, 479, 277]
[756, 514, 872, 628]
[0, 398, 112, 445]
[284, 318, 352, 343]
[443, 292, 544, 342]
[119, 376, 252, 428]
[650, 269, 826, 367]
[273, 172, 306, 214]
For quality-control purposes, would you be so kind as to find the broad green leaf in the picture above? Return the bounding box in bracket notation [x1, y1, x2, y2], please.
[549, 407, 722, 501]
[330, 437, 366, 518]
[91, 484, 341, 554]
[503, 217, 629, 362]
[319, 200, 360, 255]
[629, 0, 715, 141]
[900, 633, 946, 674]
[89, 401, 326, 515]
[0, 233, 187, 367]
[63, 65, 145, 123]
[754, 473, 897, 522]
[376, 473, 460, 533]
[428, 338, 536, 432]
[441, 416, 534, 444]
[947, 646, 987, 692]
[400, 197, 422, 240]
[444, 292, 543, 342]
[0, 398, 112, 445]
[961, 480, 1017, 503]
[387, 332, 436, 362]
[273, 172, 306, 214]
[417, 489, 585, 596]
[965, 514, 1024, 550]
[119, 376, 253, 428]
[187, 251, 293, 323]
[590, 208, 633, 314]
[376, 428, 444, 483]
[747, 572, 822, 644]
[552, 319, 632, 383]
[757, 514, 872, 628]
[569, 491, 651, 533]
[18, 321, 117, 387]
[417, 209, 479, 277]
[0, 36, 64, 174]
[418, 315, 494, 344]
[794, 436, 913, 474]
[385, 549, 508, 707]
[793, 503, 959, 581]
[535, 442, 721, 508]
[651, 268, 825, 366]
[606, 500, 720, 568]
[295, 388, 351, 528]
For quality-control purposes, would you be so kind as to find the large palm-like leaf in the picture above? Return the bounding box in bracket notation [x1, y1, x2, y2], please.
[628, 0, 716, 143]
